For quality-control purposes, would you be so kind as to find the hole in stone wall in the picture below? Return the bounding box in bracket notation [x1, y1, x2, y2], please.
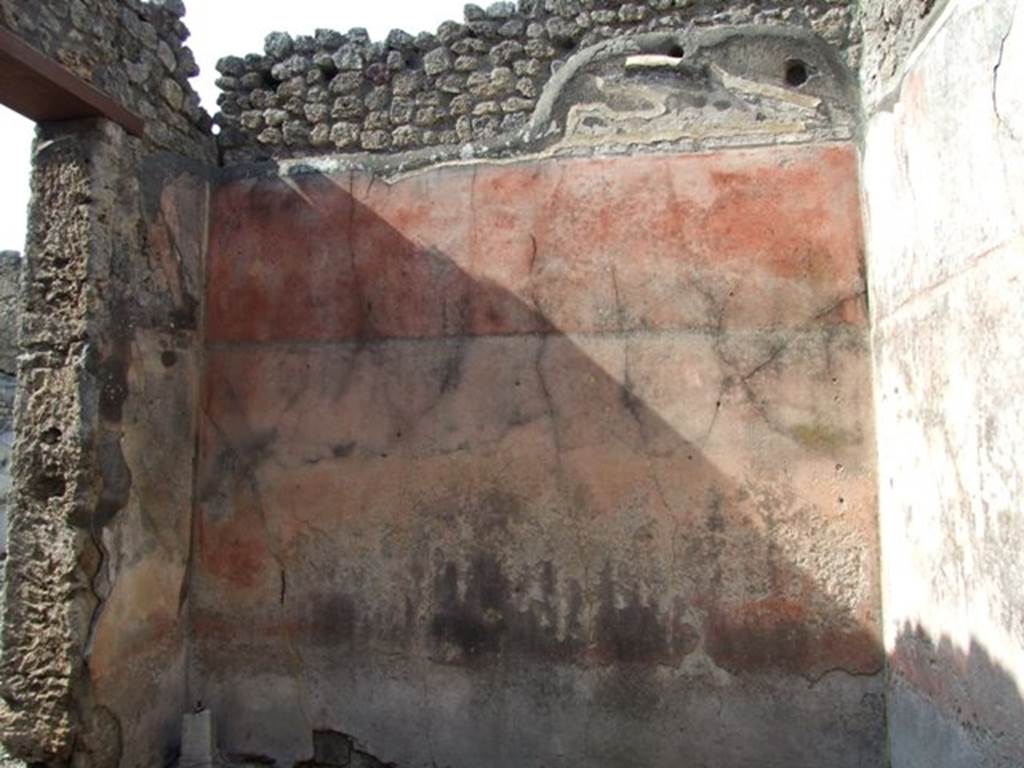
[32, 474, 66, 501]
[666, 43, 685, 59]
[40, 427, 62, 445]
[785, 59, 809, 87]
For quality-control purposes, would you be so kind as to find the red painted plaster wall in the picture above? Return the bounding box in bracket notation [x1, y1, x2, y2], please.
[195, 144, 883, 768]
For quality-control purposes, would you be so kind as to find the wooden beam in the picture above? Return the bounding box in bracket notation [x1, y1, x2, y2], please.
[0, 28, 144, 136]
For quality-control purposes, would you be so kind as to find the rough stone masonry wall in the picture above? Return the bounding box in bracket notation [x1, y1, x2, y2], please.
[860, 0, 1024, 765]
[0, 118, 209, 768]
[214, 0, 859, 163]
[0, 0, 212, 160]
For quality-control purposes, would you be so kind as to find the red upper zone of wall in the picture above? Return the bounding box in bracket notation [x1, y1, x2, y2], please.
[207, 144, 865, 342]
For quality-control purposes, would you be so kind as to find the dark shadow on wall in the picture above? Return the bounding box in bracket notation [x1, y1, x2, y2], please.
[189, 160, 884, 768]
[890, 621, 1024, 767]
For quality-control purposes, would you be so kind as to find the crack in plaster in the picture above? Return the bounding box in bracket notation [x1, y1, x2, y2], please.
[200, 400, 314, 735]
[992, 3, 1020, 142]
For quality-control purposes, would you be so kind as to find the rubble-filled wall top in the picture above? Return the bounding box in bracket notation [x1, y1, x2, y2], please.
[214, 0, 860, 164]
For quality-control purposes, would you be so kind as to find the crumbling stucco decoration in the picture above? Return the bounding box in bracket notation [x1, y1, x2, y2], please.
[527, 25, 856, 148]
[213, 0, 860, 162]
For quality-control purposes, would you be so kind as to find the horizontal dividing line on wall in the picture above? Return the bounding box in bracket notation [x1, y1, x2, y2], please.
[204, 324, 868, 349]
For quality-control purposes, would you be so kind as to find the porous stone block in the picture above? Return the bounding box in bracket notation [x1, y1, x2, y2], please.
[180, 710, 216, 767]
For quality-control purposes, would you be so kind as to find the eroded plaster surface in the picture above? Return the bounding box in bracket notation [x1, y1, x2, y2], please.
[194, 143, 882, 767]
[861, 0, 1024, 764]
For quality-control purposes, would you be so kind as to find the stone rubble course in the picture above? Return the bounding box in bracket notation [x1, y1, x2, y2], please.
[0, 0, 213, 159]
[213, 0, 859, 163]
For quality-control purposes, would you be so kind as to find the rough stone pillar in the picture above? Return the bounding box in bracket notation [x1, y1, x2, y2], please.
[0, 251, 19, 562]
[1, 119, 140, 766]
[0, 251, 23, 768]
[0, 107, 210, 766]
[0, 98, 210, 765]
